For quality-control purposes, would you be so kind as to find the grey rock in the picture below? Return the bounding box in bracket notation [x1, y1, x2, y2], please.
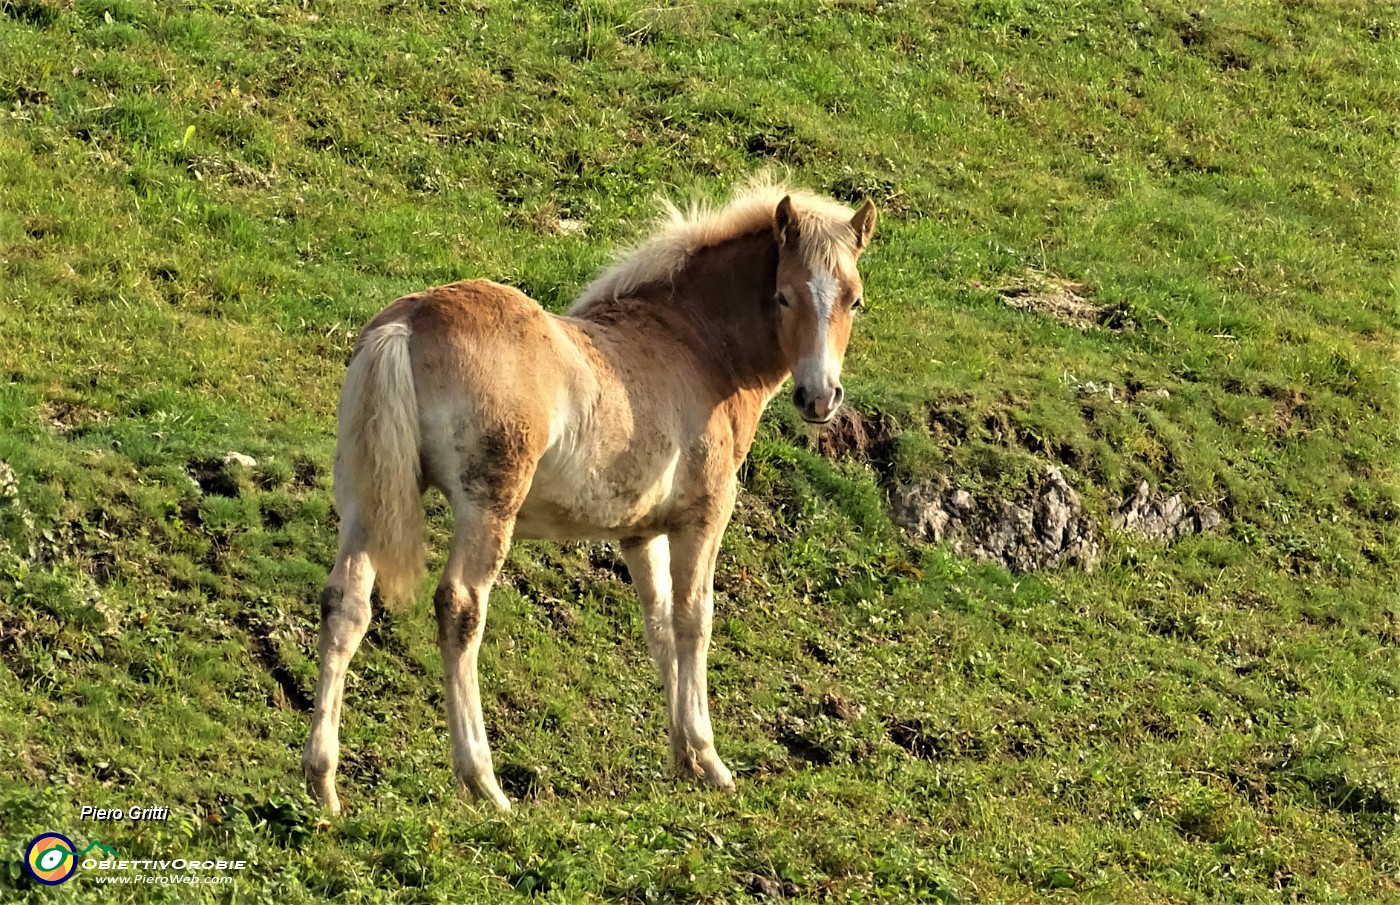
[0, 461, 17, 501]
[894, 466, 1100, 573]
[1112, 482, 1223, 542]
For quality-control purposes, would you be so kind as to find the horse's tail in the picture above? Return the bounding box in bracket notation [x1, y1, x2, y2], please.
[334, 320, 424, 607]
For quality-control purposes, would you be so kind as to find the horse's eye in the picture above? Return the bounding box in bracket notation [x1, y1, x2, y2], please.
[852, 295, 864, 311]
[776, 292, 791, 308]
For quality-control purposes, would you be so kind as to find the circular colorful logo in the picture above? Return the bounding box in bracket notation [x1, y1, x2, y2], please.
[25, 833, 79, 885]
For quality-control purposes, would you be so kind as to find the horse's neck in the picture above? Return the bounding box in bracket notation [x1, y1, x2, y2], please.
[665, 231, 789, 461]
[669, 230, 789, 397]
[573, 230, 789, 459]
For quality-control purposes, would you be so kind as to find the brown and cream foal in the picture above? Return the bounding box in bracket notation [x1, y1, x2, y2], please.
[303, 182, 877, 812]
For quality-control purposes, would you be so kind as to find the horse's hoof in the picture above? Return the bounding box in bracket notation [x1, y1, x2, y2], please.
[308, 782, 342, 816]
[675, 747, 736, 792]
[458, 773, 512, 813]
[702, 759, 736, 793]
[304, 767, 343, 815]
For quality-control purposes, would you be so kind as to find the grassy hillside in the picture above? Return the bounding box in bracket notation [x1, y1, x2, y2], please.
[1, 0, 1397, 901]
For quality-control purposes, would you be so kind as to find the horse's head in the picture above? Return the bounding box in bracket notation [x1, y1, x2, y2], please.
[771, 195, 877, 424]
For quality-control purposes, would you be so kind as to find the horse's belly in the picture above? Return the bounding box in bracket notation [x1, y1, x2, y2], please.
[514, 447, 685, 541]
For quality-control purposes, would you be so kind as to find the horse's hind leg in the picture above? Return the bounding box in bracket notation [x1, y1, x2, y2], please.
[435, 488, 524, 812]
[303, 519, 376, 815]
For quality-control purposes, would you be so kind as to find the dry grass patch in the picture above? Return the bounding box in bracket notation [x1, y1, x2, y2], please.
[1000, 270, 1130, 330]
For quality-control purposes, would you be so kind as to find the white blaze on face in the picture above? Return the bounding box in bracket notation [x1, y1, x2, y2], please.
[794, 269, 839, 391]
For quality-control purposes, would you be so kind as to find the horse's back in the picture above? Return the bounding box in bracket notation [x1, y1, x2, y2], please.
[396, 280, 559, 363]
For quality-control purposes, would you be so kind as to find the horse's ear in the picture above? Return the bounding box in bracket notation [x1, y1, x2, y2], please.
[851, 200, 877, 251]
[774, 196, 800, 249]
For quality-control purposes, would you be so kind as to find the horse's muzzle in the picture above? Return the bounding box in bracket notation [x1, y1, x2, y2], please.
[793, 383, 843, 424]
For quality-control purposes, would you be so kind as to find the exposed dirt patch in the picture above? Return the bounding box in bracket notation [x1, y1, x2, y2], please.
[0, 611, 36, 679]
[1174, 799, 1230, 844]
[888, 720, 990, 762]
[732, 488, 789, 547]
[893, 466, 1101, 572]
[741, 873, 803, 900]
[41, 399, 112, 436]
[821, 690, 865, 723]
[537, 595, 579, 637]
[189, 455, 253, 497]
[999, 720, 1049, 759]
[889, 718, 1048, 762]
[17, 744, 54, 782]
[1270, 387, 1311, 434]
[778, 728, 828, 767]
[234, 612, 313, 712]
[800, 637, 837, 665]
[979, 402, 1092, 471]
[497, 762, 553, 801]
[587, 544, 630, 584]
[340, 749, 386, 786]
[188, 154, 275, 188]
[255, 638, 311, 711]
[1300, 769, 1397, 818]
[743, 125, 802, 161]
[774, 704, 844, 767]
[777, 721, 835, 766]
[528, 204, 588, 238]
[815, 407, 897, 474]
[1, 1, 62, 28]
[927, 395, 975, 445]
[292, 456, 321, 490]
[1000, 272, 1130, 330]
[1125, 701, 1184, 741]
[829, 169, 913, 216]
[1173, 11, 1252, 71]
[1225, 763, 1280, 808]
[260, 499, 291, 530]
[1176, 12, 1208, 49]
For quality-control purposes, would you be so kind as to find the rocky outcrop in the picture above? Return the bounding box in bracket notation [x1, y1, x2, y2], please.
[893, 467, 1226, 573]
[1111, 481, 1222, 542]
[821, 405, 1225, 573]
[893, 466, 1101, 572]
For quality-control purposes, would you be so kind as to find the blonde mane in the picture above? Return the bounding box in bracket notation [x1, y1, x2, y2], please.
[572, 177, 859, 310]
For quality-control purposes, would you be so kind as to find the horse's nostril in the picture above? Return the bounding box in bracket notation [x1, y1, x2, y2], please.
[792, 386, 809, 409]
[832, 385, 844, 409]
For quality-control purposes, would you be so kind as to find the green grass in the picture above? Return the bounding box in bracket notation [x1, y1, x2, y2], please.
[1, 0, 1397, 901]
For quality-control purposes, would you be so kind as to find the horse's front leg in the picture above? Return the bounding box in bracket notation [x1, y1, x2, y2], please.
[667, 514, 736, 791]
[622, 534, 677, 712]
